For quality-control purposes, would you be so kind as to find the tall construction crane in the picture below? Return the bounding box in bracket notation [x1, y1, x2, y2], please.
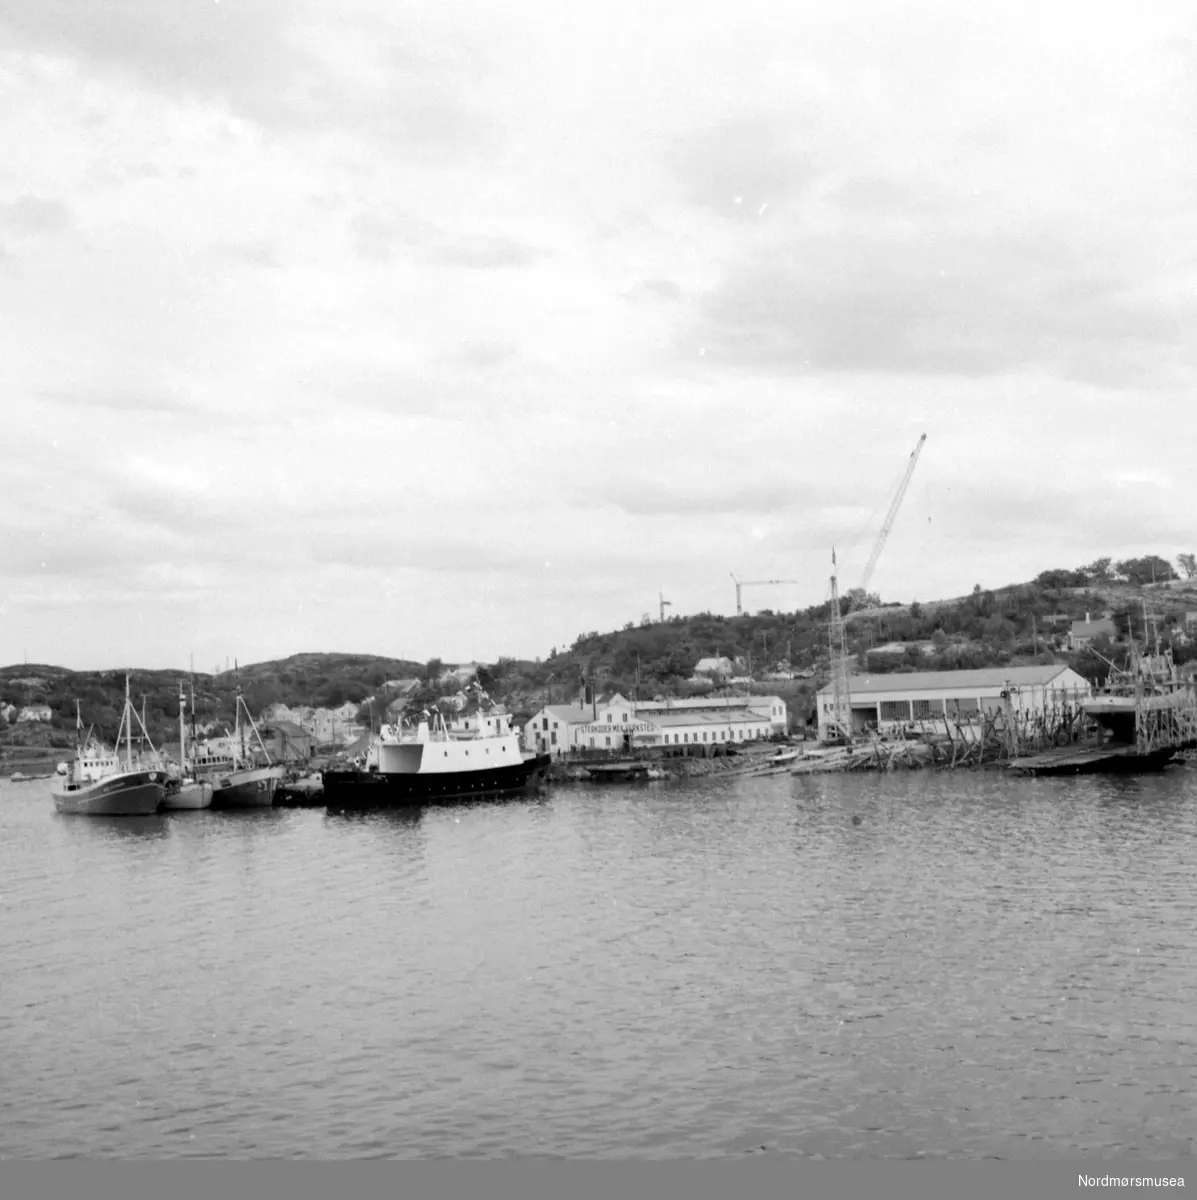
[854, 433, 927, 608]
[730, 574, 801, 616]
[824, 432, 927, 742]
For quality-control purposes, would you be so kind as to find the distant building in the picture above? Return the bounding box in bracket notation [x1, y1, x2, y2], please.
[693, 656, 734, 681]
[258, 720, 314, 763]
[16, 705, 52, 723]
[815, 664, 1092, 741]
[438, 663, 480, 687]
[1069, 616, 1118, 650]
[633, 694, 788, 735]
[521, 690, 779, 756]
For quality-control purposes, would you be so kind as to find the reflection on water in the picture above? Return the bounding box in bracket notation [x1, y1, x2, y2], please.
[55, 813, 171, 841]
[2, 768, 1197, 1159]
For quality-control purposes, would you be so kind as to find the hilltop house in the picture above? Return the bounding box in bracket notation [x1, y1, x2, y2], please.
[16, 704, 52, 723]
[1069, 616, 1118, 650]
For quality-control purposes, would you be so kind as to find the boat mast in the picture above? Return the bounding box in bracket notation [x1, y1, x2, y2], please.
[234, 660, 244, 766]
[179, 682, 187, 777]
[124, 674, 133, 771]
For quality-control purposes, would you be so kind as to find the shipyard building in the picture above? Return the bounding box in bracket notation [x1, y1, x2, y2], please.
[523, 692, 786, 756]
[814, 664, 1092, 742]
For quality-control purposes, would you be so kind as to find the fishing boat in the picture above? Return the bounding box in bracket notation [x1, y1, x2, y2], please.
[203, 681, 284, 809]
[52, 681, 166, 816]
[324, 689, 551, 809]
[161, 682, 213, 810]
[1011, 604, 1197, 777]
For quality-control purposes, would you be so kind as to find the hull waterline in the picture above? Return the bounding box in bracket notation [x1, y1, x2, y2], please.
[209, 766, 284, 809]
[52, 772, 165, 816]
[324, 753, 551, 810]
[161, 780, 214, 810]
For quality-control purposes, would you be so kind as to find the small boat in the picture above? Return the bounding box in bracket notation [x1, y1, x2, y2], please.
[324, 689, 551, 809]
[52, 681, 166, 816]
[765, 747, 800, 766]
[161, 682, 213, 810]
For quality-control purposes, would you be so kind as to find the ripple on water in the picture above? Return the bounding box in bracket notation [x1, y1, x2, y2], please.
[2, 770, 1197, 1157]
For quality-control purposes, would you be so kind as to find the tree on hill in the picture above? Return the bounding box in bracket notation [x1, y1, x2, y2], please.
[1177, 553, 1197, 580]
[1115, 555, 1176, 585]
[1081, 557, 1114, 583]
[1035, 567, 1088, 590]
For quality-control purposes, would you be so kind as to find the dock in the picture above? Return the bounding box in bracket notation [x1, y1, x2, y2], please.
[1007, 744, 1179, 776]
[583, 761, 654, 783]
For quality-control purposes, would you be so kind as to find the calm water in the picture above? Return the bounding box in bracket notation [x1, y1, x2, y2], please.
[2, 768, 1196, 1160]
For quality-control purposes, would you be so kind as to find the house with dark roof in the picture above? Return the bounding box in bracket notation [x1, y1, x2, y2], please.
[1069, 617, 1118, 650]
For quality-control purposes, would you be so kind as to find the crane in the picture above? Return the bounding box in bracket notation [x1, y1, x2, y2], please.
[730, 574, 801, 616]
[854, 433, 927, 607]
[659, 591, 672, 623]
[824, 433, 927, 743]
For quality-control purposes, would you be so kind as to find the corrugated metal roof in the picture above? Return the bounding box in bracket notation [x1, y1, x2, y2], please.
[649, 710, 772, 728]
[819, 664, 1080, 695]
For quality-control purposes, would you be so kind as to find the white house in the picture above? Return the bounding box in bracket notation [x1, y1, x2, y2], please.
[815, 664, 1092, 742]
[16, 704, 52, 723]
[523, 693, 644, 755]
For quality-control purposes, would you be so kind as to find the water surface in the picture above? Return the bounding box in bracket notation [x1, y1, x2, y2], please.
[2, 768, 1195, 1159]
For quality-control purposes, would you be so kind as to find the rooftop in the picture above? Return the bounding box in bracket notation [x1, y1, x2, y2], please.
[818, 664, 1079, 696]
[648, 710, 773, 728]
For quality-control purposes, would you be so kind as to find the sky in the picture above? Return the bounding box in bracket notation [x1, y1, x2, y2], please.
[3, 0, 1197, 671]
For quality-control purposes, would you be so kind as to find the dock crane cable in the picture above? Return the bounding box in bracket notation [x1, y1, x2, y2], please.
[824, 433, 927, 743]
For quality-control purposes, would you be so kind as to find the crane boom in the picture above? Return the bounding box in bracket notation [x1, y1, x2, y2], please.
[731, 575, 800, 615]
[857, 433, 926, 599]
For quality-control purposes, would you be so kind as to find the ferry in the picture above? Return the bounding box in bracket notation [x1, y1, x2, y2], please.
[324, 695, 550, 809]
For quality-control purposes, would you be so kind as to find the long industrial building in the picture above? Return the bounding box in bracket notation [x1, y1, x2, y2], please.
[523, 692, 786, 757]
[815, 664, 1092, 741]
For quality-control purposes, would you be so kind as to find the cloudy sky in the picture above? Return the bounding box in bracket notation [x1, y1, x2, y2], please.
[3, 1, 1197, 671]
